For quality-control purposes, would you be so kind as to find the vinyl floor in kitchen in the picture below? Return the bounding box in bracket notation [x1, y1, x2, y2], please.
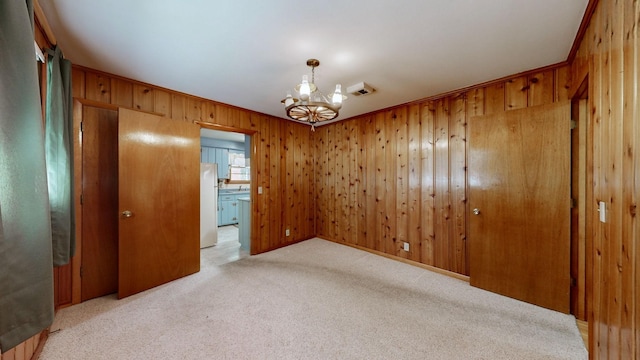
[201, 225, 249, 266]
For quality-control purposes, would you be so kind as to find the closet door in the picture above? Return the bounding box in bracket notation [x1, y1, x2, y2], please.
[469, 102, 570, 313]
[118, 108, 200, 298]
[81, 105, 119, 301]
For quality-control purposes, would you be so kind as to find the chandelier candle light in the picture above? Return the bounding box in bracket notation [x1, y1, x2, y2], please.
[282, 58, 345, 131]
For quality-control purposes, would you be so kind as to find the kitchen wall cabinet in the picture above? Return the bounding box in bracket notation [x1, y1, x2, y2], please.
[214, 148, 229, 179]
[201, 146, 229, 179]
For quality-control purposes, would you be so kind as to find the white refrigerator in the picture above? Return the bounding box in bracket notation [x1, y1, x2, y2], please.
[200, 163, 218, 248]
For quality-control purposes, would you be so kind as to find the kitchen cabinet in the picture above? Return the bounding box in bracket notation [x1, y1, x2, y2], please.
[215, 148, 229, 179]
[217, 191, 249, 226]
[238, 197, 251, 251]
[200, 146, 229, 179]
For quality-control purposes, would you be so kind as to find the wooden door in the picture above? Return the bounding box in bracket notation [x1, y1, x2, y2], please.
[81, 105, 119, 301]
[118, 108, 200, 298]
[469, 102, 571, 313]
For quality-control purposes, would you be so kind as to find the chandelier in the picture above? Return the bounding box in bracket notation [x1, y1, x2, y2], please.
[282, 58, 345, 131]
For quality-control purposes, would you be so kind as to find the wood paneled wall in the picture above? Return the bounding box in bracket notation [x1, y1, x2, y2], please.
[314, 66, 571, 277]
[571, 0, 639, 358]
[0, 334, 42, 360]
[54, 66, 316, 306]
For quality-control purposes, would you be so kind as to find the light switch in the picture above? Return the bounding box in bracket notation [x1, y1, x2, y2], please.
[599, 201, 606, 223]
[258, 186, 263, 194]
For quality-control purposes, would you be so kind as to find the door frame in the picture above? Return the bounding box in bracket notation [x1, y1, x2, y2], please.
[71, 99, 181, 304]
[71, 99, 122, 304]
[570, 77, 590, 321]
[195, 122, 257, 254]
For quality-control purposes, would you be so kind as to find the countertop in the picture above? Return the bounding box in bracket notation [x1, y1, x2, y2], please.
[219, 189, 250, 195]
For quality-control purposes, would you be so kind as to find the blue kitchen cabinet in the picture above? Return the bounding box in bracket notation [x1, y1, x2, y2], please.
[218, 194, 233, 226]
[220, 199, 236, 225]
[200, 146, 209, 162]
[217, 192, 249, 226]
[200, 146, 230, 179]
[218, 193, 237, 226]
[215, 148, 229, 179]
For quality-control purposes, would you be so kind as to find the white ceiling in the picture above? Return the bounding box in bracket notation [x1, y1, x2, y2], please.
[38, 0, 589, 127]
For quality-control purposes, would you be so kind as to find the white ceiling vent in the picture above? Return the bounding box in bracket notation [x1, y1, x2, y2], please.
[347, 82, 374, 96]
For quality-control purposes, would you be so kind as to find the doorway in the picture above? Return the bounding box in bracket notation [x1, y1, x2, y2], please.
[468, 102, 572, 313]
[79, 103, 201, 301]
[199, 127, 252, 265]
[570, 77, 589, 321]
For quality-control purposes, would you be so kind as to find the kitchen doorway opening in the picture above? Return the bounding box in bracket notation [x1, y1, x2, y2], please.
[199, 127, 253, 266]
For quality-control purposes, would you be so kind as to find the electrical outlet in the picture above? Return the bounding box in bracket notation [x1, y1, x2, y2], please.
[403, 242, 409, 251]
[285, 228, 290, 237]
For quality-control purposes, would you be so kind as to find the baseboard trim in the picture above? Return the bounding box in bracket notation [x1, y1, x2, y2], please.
[576, 319, 588, 349]
[317, 236, 470, 283]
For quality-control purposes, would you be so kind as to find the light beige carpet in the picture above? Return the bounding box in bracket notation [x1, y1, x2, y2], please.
[41, 238, 587, 359]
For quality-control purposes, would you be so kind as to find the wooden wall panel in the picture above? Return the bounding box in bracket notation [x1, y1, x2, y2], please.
[466, 88, 485, 117]
[395, 108, 409, 258]
[384, 110, 397, 254]
[571, 0, 640, 358]
[314, 126, 326, 237]
[528, 70, 554, 106]
[484, 83, 504, 114]
[315, 64, 572, 278]
[433, 99, 450, 270]
[0, 333, 40, 360]
[407, 105, 421, 262]
[505, 76, 528, 110]
[171, 94, 186, 121]
[420, 102, 436, 266]
[71, 67, 85, 99]
[153, 89, 171, 116]
[60, 67, 316, 315]
[132, 84, 154, 112]
[555, 66, 571, 103]
[269, 118, 282, 249]
[334, 123, 345, 243]
[374, 113, 386, 253]
[110, 78, 133, 108]
[449, 96, 467, 274]
[349, 121, 359, 246]
[619, 1, 636, 357]
[85, 72, 110, 103]
[363, 116, 377, 250]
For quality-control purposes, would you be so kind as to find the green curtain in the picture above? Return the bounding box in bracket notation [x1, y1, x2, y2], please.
[0, 0, 55, 352]
[45, 46, 75, 266]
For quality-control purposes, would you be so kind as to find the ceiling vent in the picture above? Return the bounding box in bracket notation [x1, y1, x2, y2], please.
[347, 82, 374, 96]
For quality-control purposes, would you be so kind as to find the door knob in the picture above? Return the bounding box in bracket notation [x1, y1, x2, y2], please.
[473, 208, 481, 215]
[121, 210, 133, 218]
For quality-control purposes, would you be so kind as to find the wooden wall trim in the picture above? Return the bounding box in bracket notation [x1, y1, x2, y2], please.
[34, 0, 56, 45]
[71, 64, 279, 121]
[319, 236, 471, 283]
[567, 0, 600, 64]
[194, 121, 255, 135]
[334, 61, 570, 124]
